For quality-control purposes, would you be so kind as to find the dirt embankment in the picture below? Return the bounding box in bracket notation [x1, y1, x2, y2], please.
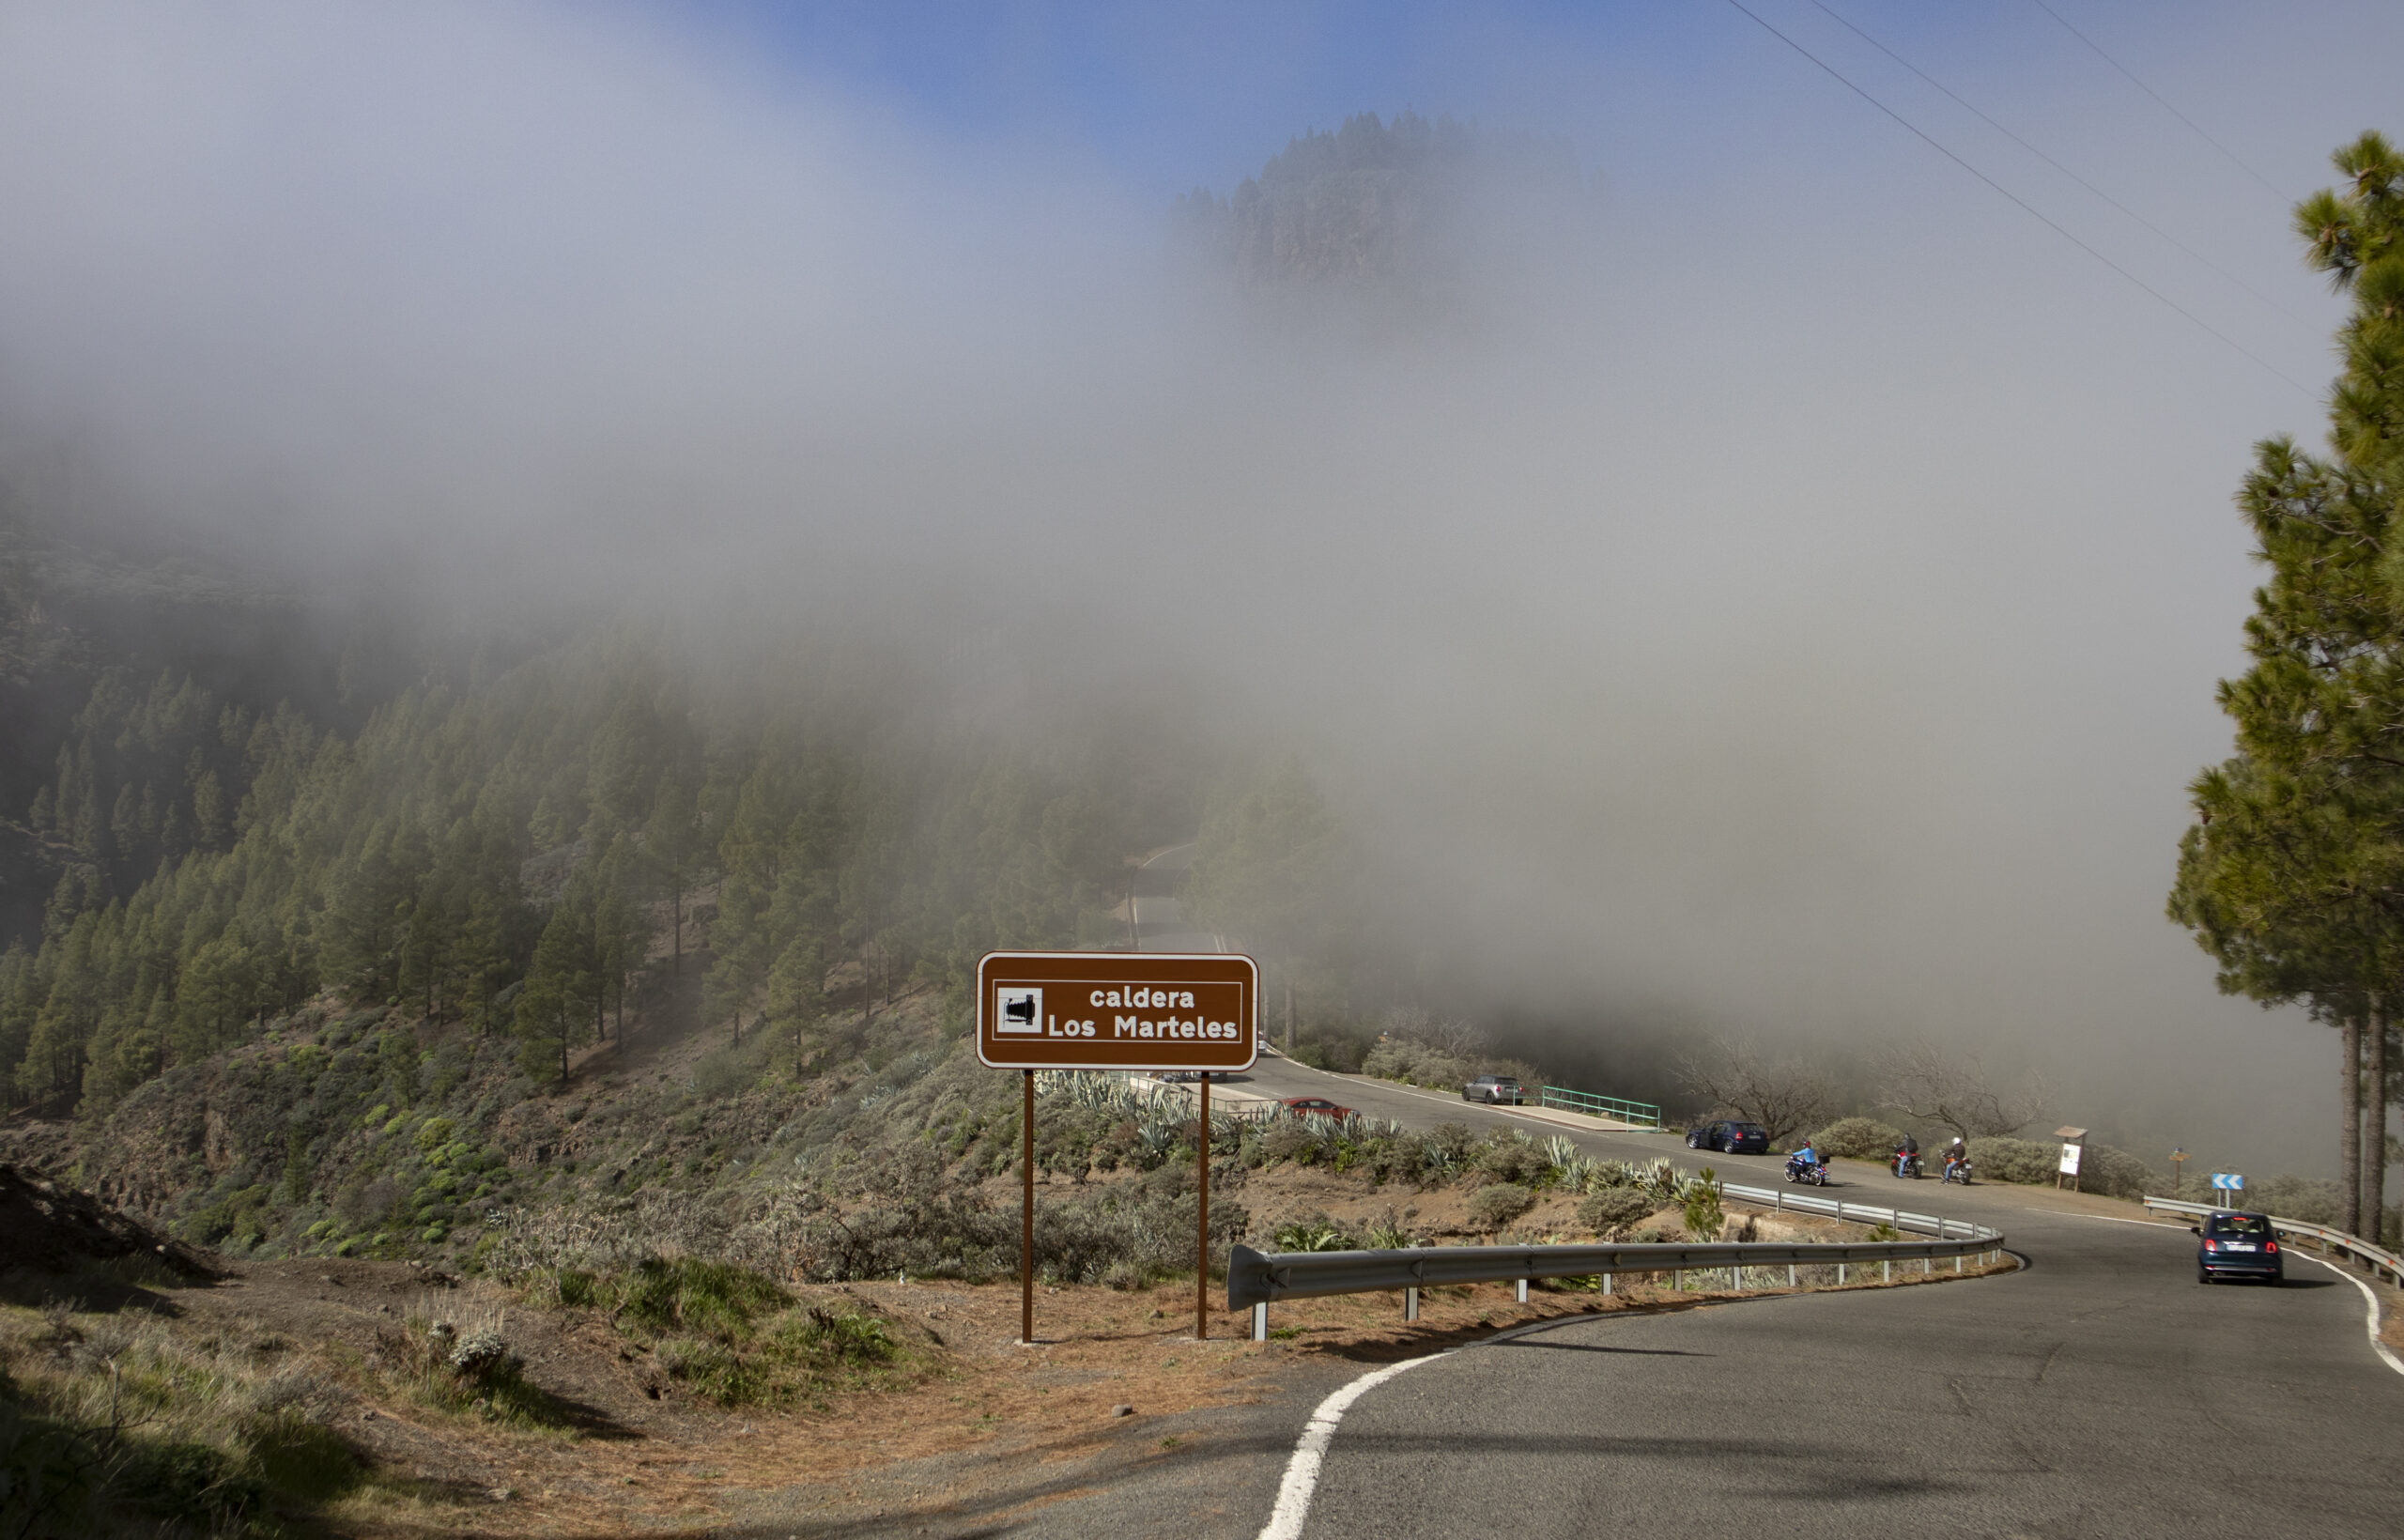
[2, 1163, 2009, 1538]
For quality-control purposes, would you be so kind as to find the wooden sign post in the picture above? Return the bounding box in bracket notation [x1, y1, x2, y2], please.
[977, 951, 1258, 1345]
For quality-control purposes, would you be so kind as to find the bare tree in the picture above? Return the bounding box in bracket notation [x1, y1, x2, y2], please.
[1674, 1037, 1837, 1147]
[1876, 1040, 2048, 1140]
[1380, 1005, 1487, 1063]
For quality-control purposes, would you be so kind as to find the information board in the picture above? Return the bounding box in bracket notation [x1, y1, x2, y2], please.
[976, 950, 1257, 1072]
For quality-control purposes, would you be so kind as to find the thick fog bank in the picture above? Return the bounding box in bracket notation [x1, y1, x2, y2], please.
[0, 2, 2375, 1175]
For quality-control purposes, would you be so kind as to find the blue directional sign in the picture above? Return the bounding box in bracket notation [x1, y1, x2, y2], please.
[2210, 1172, 2244, 1193]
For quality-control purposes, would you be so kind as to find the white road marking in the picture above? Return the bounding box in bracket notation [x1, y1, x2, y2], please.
[1256, 1351, 1445, 1540]
[2291, 1249, 2404, 1378]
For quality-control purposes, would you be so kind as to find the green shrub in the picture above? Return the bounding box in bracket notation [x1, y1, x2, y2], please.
[1577, 1187, 1653, 1237]
[1812, 1117, 1905, 1160]
[1679, 1170, 1725, 1241]
[1473, 1131, 1549, 1186]
[1965, 1137, 2157, 1198]
[612, 1255, 791, 1340]
[1271, 1214, 1354, 1252]
[116, 1437, 266, 1530]
[1468, 1183, 1536, 1230]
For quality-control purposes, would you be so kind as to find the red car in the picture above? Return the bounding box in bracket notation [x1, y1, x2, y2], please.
[1278, 1096, 1355, 1120]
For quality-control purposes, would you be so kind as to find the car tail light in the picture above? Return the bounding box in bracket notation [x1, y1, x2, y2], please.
[2203, 1240, 2218, 1251]
[2264, 1241, 2278, 1255]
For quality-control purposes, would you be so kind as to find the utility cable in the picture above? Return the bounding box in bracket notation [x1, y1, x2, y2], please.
[1721, 0, 2312, 398]
[2026, 0, 2286, 201]
[1811, 0, 2309, 329]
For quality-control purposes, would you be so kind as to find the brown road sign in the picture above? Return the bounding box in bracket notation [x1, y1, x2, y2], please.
[976, 950, 1257, 1071]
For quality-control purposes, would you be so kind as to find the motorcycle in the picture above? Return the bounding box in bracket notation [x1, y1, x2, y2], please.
[1891, 1150, 1923, 1178]
[1784, 1152, 1829, 1186]
[1942, 1157, 1973, 1185]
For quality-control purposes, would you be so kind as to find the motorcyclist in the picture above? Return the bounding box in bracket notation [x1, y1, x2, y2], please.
[1793, 1139, 1819, 1168]
[1943, 1136, 1969, 1181]
[1892, 1133, 1919, 1177]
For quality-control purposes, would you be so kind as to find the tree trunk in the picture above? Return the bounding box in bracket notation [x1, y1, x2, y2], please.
[2366, 1000, 2389, 1245]
[672, 879, 682, 978]
[2342, 1013, 2363, 1237]
[1284, 975, 1294, 1057]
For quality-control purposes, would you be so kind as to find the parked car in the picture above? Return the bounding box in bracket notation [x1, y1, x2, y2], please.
[1461, 1074, 1526, 1105]
[1278, 1096, 1355, 1120]
[1683, 1119, 1771, 1155]
[2194, 1210, 2284, 1285]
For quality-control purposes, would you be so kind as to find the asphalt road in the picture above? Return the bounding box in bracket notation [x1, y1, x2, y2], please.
[1227, 1058, 2404, 1533]
[776, 879, 2404, 1536]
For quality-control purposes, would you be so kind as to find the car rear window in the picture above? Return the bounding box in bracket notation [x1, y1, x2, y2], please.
[1733, 1124, 1765, 1135]
[2209, 1215, 2273, 1236]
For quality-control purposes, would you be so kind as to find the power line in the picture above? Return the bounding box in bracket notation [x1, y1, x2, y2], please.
[1810, 0, 2309, 329]
[1720, 0, 2312, 398]
[2026, 0, 2286, 202]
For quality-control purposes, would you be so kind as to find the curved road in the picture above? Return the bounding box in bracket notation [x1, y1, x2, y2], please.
[1201, 1062, 2404, 1537]
[738, 907, 2404, 1535]
[1123, 915, 2404, 1535]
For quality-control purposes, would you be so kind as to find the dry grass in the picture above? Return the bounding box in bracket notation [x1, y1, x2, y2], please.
[1, 1234, 2011, 1538]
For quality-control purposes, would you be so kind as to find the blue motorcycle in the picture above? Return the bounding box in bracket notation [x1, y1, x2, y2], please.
[1784, 1152, 1829, 1186]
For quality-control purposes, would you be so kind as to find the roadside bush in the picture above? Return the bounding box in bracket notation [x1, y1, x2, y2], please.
[1577, 1187, 1653, 1238]
[1361, 1039, 1479, 1092]
[1473, 1130, 1549, 1186]
[1965, 1138, 2157, 1199]
[1965, 1137, 2055, 1186]
[1811, 1117, 1905, 1161]
[613, 1255, 790, 1339]
[1680, 1170, 1725, 1241]
[2242, 1175, 2343, 1224]
[1271, 1213, 1354, 1252]
[1468, 1183, 1536, 1230]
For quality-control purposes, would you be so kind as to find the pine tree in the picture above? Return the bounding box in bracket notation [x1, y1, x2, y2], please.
[2173, 132, 2404, 1238]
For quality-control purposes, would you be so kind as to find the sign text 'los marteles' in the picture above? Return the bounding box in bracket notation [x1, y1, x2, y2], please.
[976, 950, 1256, 1072]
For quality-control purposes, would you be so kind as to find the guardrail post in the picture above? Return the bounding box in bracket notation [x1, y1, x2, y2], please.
[1883, 1260, 1891, 1284]
[1405, 1286, 1419, 1322]
[1516, 1279, 1529, 1303]
[1954, 1255, 1961, 1273]
[1251, 1303, 1267, 1342]
[1672, 1269, 1683, 1291]
[1602, 1272, 1612, 1296]
[1837, 1263, 1846, 1284]
[1787, 1263, 1796, 1286]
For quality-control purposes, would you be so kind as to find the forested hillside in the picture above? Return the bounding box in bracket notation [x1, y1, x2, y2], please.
[0, 593, 1210, 1118]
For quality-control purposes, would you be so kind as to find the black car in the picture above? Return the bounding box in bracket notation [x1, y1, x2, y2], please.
[1684, 1119, 1770, 1155]
[1462, 1075, 1526, 1105]
[2194, 1210, 2284, 1285]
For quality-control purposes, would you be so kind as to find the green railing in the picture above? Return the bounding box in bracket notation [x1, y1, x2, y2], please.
[1540, 1086, 1665, 1130]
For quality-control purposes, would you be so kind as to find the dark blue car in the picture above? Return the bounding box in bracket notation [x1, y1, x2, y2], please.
[2194, 1210, 2283, 1285]
[1685, 1119, 1770, 1155]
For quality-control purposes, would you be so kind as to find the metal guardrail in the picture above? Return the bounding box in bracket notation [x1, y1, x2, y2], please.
[1538, 1086, 1664, 1129]
[1227, 1181, 2006, 1333]
[2143, 1194, 2404, 1287]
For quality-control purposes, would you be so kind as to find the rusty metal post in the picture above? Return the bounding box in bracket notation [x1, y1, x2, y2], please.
[1197, 1072, 1210, 1340]
[1022, 1069, 1035, 1345]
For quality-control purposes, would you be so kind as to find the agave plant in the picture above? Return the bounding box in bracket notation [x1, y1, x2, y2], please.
[1271, 1219, 1353, 1252]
